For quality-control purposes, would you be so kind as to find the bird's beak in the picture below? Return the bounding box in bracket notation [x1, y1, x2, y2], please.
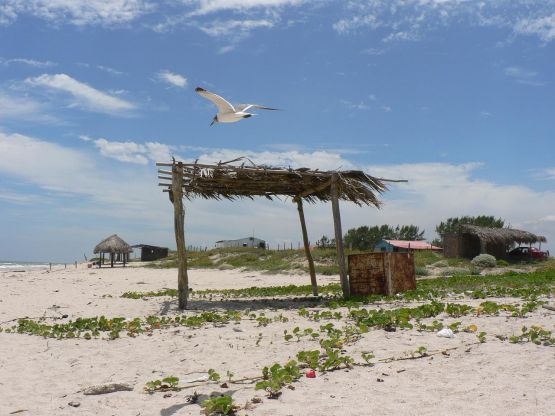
[210, 117, 216, 126]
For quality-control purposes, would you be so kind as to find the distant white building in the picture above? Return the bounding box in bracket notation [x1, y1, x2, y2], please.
[215, 237, 266, 249]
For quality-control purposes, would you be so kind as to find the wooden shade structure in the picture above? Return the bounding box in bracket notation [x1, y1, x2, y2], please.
[93, 234, 132, 268]
[157, 158, 401, 309]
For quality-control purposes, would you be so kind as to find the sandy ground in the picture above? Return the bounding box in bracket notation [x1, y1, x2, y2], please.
[1, 265, 554, 416]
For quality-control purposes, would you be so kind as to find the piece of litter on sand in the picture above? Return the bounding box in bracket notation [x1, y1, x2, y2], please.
[82, 383, 134, 395]
[183, 375, 209, 383]
[437, 328, 455, 338]
[68, 401, 80, 408]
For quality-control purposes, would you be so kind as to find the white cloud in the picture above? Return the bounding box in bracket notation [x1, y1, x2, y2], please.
[0, 0, 153, 27]
[25, 73, 136, 114]
[90, 137, 174, 164]
[0, 92, 57, 123]
[333, 15, 380, 34]
[333, 1, 555, 44]
[504, 66, 537, 79]
[1, 136, 554, 259]
[515, 13, 555, 42]
[156, 70, 188, 88]
[382, 31, 419, 43]
[96, 65, 124, 75]
[544, 168, 555, 180]
[503, 66, 545, 86]
[1, 57, 56, 67]
[340, 99, 371, 111]
[198, 18, 275, 37]
[191, 0, 303, 16]
[189, 147, 355, 171]
[0, 131, 165, 217]
[357, 162, 555, 244]
[218, 45, 237, 54]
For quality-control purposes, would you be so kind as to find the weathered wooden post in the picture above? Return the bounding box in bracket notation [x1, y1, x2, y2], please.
[172, 161, 189, 309]
[330, 174, 350, 298]
[295, 198, 318, 296]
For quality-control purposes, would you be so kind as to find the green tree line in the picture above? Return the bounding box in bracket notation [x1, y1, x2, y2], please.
[329, 215, 505, 251]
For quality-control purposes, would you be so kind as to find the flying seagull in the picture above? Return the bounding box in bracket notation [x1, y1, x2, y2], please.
[195, 87, 279, 126]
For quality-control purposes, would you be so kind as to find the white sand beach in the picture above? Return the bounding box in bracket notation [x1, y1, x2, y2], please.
[1, 265, 554, 416]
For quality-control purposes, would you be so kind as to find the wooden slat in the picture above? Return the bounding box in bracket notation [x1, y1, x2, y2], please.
[331, 174, 350, 299]
[297, 199, 318, 296]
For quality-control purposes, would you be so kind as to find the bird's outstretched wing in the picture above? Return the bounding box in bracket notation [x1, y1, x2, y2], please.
[236, 104, 280, 112]
[195, 87, 235, 113]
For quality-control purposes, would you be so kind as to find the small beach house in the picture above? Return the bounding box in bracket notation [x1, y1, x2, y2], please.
[374, 239, 442, 253]
[215, 237, 266, 249]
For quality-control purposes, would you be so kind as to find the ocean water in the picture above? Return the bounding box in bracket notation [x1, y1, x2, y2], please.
[0, 261, 65, 272]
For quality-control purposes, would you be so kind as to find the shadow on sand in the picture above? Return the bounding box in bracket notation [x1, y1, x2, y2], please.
[157, 296, 328, 315]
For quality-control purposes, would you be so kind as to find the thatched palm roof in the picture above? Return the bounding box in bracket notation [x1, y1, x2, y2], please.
[157, 158, 404, 206]
[460, 224, 546, 245]
[94, 234, 133, 254]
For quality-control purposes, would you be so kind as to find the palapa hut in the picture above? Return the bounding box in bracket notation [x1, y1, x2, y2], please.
[157, 157, 403, 309]
[443, 224, 546, 259]
[93, 234, 133, 267]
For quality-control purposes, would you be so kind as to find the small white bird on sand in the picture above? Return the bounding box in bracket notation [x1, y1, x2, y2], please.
[195, 87, 279, 126]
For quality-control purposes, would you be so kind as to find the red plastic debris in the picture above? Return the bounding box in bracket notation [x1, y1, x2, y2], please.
[306, 370, 316, 378]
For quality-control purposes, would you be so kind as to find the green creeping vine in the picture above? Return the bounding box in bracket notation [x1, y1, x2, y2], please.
[201, 395, 238, 415]
[120, 270, 554, 303]
[255, 361, 301, 398]
[5, 311, 242, 339]
[348, 301, 545, 330]
[283, 326, 320, 342]
[122, 283, 341, 300]
[248, 312, 289, 326]
[144, 376, 180, 393]
[509, 326, 555, 346]
[208, 369, 221, 382]
[298, 308, 343, 321]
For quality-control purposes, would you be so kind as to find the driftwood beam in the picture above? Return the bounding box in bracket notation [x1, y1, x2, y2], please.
[172, 161, 189, 310]
[296, 199, 318, 296]
[330, 174, 350, 299]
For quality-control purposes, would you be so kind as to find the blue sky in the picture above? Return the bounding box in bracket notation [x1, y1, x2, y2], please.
[0, 0, 554, 262]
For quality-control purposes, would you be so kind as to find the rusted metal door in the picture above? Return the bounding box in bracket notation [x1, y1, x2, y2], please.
[348, 253, 386, 296]
[348, 252, 416, 296]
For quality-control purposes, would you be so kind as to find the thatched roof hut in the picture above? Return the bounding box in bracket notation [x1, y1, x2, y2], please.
[443, 225, 546, 259]
[94, 234, 133, 254]
[460, 225, 546, 245]
[94, 234, 132, 267]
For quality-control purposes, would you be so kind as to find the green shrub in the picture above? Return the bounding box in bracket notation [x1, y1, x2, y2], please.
[471, 254, 496, 268]
[415, 266, 430, 276]
[440, 268, 471, 277]
[431, 260, 449, 268]
[496, 259, 509, 267]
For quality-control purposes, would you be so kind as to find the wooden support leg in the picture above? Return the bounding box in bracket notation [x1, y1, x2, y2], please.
[296, 198, 318, 296]
[330, 175, 350, 299]
[172, 161, 189, 310]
